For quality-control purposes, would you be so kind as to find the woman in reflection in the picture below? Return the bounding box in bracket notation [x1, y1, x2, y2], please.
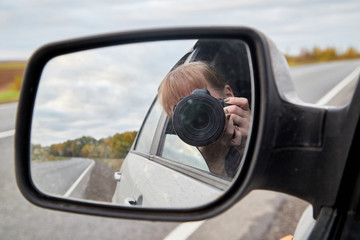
[158, 61, 251, 177]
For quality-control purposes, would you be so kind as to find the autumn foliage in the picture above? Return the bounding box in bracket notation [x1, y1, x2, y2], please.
[285, 47, 360, 66]
[0, 61, 26, 103]
[31, 131, 138, 161]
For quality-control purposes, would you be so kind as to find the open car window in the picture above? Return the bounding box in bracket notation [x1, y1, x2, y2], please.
[132, 39, 252, 179]
[159, 120, 210, 172]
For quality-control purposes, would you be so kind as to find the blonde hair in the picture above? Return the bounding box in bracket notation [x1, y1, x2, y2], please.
[158, 62, 226, 116]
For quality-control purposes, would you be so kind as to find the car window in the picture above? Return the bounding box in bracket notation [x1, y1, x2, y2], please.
[134, 99, 163, 154]
[134, 96, 211, 173]
[161, 131, 210, 172]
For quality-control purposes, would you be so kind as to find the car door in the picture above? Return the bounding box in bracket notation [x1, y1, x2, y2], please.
[112, 97, 227, 207]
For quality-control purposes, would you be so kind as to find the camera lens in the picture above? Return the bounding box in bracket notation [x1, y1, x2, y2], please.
[172, 89, 225, 146]
[182, 102, 213, 133]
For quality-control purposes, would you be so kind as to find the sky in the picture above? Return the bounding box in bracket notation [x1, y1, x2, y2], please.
[1, 0, 360, 60]
[2, 0, 360, 145]
[31, 40, 198, 145]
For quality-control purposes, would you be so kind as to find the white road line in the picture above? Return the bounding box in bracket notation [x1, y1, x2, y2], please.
[0, 129, 15, 139]
[163, 221, 205, 240]
[316, 65, 360, 105]
[63, 160, 95, 198]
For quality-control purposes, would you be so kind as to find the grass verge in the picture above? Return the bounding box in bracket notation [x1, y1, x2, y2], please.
[0, 89, 20, 103]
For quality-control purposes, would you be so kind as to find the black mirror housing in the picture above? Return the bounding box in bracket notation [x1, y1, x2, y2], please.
[15, 26, 360, 221]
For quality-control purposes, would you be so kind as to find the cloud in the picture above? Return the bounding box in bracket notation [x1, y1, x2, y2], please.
[31, 40, 196, 145]
[1, 0, 360, 59]
[3, 0, 360, 144]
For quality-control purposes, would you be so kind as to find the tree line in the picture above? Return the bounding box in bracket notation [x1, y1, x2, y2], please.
[285, 47, 360, 66]
[31, 131, 138, 161]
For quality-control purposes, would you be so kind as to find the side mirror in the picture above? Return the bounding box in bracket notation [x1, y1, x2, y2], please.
[15, 27, 360, 221]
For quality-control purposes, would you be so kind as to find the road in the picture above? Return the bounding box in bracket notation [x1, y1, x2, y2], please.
[1, 60, 360, 239]
[0, 137, 178, 239]
[32, 158, 94, 196]
[0, 102, 16, 132]
[291, 59, 360, 104]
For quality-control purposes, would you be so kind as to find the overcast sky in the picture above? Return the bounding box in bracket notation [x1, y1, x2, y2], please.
[1, 0, 360, 60]
[31, 40, 197, 145]
[3, 0, 360, 145]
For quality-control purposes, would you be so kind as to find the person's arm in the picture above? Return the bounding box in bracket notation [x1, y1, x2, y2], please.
[199, 97, 251, 177]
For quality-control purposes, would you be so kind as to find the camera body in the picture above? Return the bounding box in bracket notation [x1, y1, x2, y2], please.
[172, 89, 228, 146]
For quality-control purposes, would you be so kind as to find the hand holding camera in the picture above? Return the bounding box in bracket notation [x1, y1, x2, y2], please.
[223, 96, 250, 155]
[172, 88, 250, 149]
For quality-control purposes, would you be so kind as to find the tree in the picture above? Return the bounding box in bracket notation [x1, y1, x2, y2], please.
[341, 47, 360, 59]
[48, 131, 138, 159]
[81, 144, 95, 158]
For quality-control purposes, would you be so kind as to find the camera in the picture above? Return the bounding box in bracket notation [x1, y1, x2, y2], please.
[172, 89, 228, 146]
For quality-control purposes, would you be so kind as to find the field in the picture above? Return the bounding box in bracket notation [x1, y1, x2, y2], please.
[0, 61, 26, 103]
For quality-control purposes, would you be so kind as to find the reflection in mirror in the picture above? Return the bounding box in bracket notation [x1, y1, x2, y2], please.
[31, 39, 253, 209]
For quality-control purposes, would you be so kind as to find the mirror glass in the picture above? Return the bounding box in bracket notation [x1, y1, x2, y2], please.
[31, 39, 253, 208]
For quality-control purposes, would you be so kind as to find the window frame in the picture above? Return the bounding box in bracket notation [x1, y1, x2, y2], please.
[132, 97, 163, 156]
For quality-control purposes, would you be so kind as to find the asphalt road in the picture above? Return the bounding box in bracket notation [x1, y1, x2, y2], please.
[0, 136, 179, 239]
[290, 59, 360, 104]
[32, 158, 94, 196]
[0, 102, 16, 132]
[1, 60, 360, 240]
